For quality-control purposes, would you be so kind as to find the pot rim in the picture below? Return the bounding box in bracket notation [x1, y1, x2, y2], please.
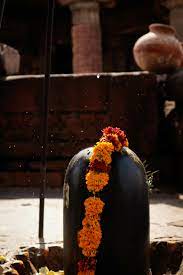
[149, 23, 176, 35]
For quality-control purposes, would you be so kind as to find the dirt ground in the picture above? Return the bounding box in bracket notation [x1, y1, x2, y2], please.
[0, 188, 183, 256]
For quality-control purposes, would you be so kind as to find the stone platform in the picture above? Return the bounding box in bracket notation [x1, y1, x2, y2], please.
[0, 188, 183, 274]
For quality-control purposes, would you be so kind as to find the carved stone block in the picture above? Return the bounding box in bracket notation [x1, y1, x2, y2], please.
[0, 44, 20, 75]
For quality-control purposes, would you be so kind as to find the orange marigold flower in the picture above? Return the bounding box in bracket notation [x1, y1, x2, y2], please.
[78, 219, 102, 257]
[90, 141, 114, 165]
[84, 197, 105, 217]
[100, 134, 122, 152]
[85, 171, 109, 192]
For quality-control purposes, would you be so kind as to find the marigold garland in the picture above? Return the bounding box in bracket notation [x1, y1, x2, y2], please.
[86, 171, 109, 193]
[77, 126, 129, 274]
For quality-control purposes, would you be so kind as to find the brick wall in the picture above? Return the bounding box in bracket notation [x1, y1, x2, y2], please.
[0, 72, 158, 187]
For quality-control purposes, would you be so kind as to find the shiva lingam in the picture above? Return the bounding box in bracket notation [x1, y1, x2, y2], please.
[63, 127, 149, 275]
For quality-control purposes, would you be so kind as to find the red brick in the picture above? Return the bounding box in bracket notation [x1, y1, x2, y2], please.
[109, 73, 158, 155]
[29, 160, 68, 171]
[0, 141, 93, 159]
[0, 171, 64, 188]
[0, 112, 109, 143]
[72, 24, 102, 73]
[0, 75, 108, 112]
[0, 76, 42, 112]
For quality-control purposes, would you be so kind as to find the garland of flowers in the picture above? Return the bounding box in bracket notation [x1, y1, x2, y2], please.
[77, 127, 129, 275]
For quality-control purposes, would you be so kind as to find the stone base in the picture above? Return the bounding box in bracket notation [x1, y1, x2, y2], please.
[1, 241, 183, 275]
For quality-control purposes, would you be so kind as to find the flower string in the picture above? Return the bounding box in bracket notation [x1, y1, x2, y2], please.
[77, 127, 129, 274]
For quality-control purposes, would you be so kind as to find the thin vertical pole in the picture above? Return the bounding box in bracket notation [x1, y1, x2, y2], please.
[39, 0, 55, 239]
[0, 0, 6, 29]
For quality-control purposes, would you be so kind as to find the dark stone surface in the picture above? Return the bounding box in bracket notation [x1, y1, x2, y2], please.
[64, 146, 149, 275]
[11, 261, 26, 275]
[2, 241, 183, 274]
[46, 246, 64, 271]
[16, 246, 64, 272]
[157, 105, 183, 192]
[150, 241, 183, 275]
[166, 69, 183, 102]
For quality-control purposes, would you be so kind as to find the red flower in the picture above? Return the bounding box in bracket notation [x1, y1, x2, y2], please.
[102, 126, 128, 148]
[78, 258, 96, 272]
[100, 134, 119, 149]
[89, 159, 110, 173]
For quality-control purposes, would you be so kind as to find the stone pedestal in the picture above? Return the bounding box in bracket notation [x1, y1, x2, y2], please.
[163, 0, 183, 41]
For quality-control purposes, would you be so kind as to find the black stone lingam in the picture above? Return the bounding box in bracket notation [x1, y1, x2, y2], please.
[63, 146, 149, 275]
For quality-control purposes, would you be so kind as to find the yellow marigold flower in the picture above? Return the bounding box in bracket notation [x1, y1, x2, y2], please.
[0, 255, 6, 263]
[90, 142, 114, 165]
[85, 171, 109, 192]
[82, 248, 97, 257]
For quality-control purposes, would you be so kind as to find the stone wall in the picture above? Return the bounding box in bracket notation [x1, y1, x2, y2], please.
[0, 72, 158, 187]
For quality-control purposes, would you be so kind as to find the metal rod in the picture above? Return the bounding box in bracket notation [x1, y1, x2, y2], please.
[0, 0, 6, 29]
[39, 0, 55, 239]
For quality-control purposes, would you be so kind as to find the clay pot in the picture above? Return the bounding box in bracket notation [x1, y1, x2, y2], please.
[64, 147, 149, 275]
[133, 23, 183, 73]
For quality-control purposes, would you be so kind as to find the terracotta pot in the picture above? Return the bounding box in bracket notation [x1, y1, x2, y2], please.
[133, 23, 183, 73]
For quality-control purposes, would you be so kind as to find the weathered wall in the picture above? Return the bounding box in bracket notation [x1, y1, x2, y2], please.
[0, 72, 158, 187]
[0, 1, 168, 74]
